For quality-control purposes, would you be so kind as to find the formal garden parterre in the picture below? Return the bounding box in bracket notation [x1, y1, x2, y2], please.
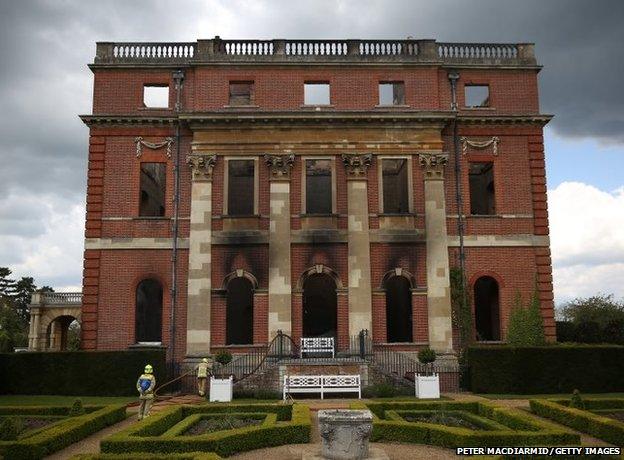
[350, 400, 580, 448]
[100, 403, 311, 457]
[0, 404, 126, 460]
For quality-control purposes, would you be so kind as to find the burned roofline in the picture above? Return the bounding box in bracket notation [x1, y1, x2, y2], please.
[90, 38, 539, 68]
[79, 112, 552, 128]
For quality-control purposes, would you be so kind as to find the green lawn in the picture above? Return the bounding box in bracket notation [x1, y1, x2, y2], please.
[479, 392, 624, 400]
[0, 395, 137, 406]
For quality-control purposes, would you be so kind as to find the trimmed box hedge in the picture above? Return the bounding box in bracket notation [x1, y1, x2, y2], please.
[530, 399, 624, 446]
[0, 350, 166, 396]
[0, 404, 126, 460]
[72, 453, 221, 460]
[351, 400, 579, 448]
[101, 403, 310, 457]
[465, 345, 624, 394]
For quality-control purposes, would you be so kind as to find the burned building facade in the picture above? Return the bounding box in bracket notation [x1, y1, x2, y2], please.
[80, 38, 554, 364]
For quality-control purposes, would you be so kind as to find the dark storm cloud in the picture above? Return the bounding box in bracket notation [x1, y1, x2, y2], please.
[0, 0, 622, 286]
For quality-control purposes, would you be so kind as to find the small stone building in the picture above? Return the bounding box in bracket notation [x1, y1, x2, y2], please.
[79, 38, 554, 366]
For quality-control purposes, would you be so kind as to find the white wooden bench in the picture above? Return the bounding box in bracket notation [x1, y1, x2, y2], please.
[282, 374, 361, 400]
[300, 337, 335, 358]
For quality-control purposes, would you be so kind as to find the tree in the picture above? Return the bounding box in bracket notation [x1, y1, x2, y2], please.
[0, 267, 17, 299]
[558, 294, 624, 344]
[13, 277, 36, 325]
[507, 290, 546, 346]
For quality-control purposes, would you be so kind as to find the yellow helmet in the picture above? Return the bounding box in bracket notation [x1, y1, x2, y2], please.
[202, 358, 208, 363]
[144, 364, 153, 374]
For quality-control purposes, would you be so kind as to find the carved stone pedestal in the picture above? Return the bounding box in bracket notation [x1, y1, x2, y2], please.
[316, 409, 375, 460]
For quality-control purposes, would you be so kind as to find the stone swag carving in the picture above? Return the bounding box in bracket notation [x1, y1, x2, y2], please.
[135, 136, 174, 158]
[264, 153, 295, 180]
[342, 153, 373, 178]
[460, 136, 500, 155]
[186, 154, 217, 181]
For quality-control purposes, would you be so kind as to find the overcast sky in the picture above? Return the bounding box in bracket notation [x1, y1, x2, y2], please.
[0, 0, 623, 305]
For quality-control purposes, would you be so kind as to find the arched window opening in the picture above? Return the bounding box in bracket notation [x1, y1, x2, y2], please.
[303, 273, 337, 338]
[385, 276, 413, 343]
[474, 276, 501, 341]
[226, 276, 254, 345]
[135, 278, 163, 343]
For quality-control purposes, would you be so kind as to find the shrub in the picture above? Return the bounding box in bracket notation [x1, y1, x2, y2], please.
[465, 345, 624, 393]
[69, 399, 86, 417]
[355, 400, 579, 448]
[0, 417, 23, 441]
[507, 291, 545, 346]
[530, 399, 624, 446]
[0, 405, 126, 460]
[214, 351, 232, 366]
[0, 349, 166, 396]
[101, 403, 311, 457]
[361, 383, 404, 398]
[569, 390, 585, 410]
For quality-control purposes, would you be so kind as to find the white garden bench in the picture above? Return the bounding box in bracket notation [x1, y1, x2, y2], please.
[282, 374, 361, 400]
[300, 337, 335, 358]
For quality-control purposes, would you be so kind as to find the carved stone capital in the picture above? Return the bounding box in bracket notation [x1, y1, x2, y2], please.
[264, 154, 295, 180]
[418, 152, 448, 179]
[186, 154, 216, 182]
[342, 153, 372, 179]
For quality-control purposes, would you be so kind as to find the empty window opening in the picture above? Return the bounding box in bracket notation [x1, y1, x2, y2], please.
[227, 160, 255, 216]
[469, 162, 495, 215]
[382, 158, 409, 213]
[229, 81, 253, 106]
[465, 85, 489, 108]
[474, 276, 501, 341]
[304, 82, 330, 105]
[385, 276, 413, 343]
[305, 159, 332, 214]
[379, 82, 405, 105]
[135, 278, 163, 343]
[143, 85, 169, 108]
[303, 273, 337, 338]
[226, 277, 254, 345]
[139, 163, 166, 217]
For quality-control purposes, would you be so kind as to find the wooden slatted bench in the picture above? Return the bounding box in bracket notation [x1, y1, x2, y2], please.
[282, 374, 361, 400]
[300, 337, 335, 358]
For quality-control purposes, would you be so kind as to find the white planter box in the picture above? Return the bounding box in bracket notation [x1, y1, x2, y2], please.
[415, 374, 440, 399]
[209, 376, 233, 402]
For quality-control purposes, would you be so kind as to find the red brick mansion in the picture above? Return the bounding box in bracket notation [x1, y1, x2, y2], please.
[71, 38, 554, 365]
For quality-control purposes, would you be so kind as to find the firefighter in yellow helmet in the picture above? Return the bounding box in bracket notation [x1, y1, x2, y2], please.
[136, 364, 156, 420]
[196, 357, 211, 397]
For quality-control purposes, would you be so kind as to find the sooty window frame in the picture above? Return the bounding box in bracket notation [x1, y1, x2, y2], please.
[464, 84, 490, 108]
[473, 276, 501, 342]
[225, 158, 258, 216]
[384, 275, 413, 343]
[135, 278, 163, 343]
[228, 81, 254, 106]
[139, 162, 167, 217]
[303, 157, 335, 215]
[226, 276, 254, 345]
[378, 81, 406, 106]
[380, 157, 412, 214]
[142, 84, 170, 108]
[468, 162, 496, 215]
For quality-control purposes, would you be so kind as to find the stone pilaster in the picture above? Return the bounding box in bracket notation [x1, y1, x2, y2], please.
[265, 154, 294, 338]
[418, 152, 454, 353]
[185, 154, 216, 357]
[343, 153, 373, 336]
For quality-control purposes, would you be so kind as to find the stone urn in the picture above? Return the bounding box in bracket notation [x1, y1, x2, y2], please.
[318, 409, 373, 460]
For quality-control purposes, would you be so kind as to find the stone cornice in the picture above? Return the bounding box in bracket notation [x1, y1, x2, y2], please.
[79, 112, 553, 128]
[264, 154, 295, 180]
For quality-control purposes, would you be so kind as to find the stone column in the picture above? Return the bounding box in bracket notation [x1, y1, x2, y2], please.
[265, 154, 295, 338]
[342, 154, 373, 336]
[185, 154, 216, 357]
[418, 152, 453, 353]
